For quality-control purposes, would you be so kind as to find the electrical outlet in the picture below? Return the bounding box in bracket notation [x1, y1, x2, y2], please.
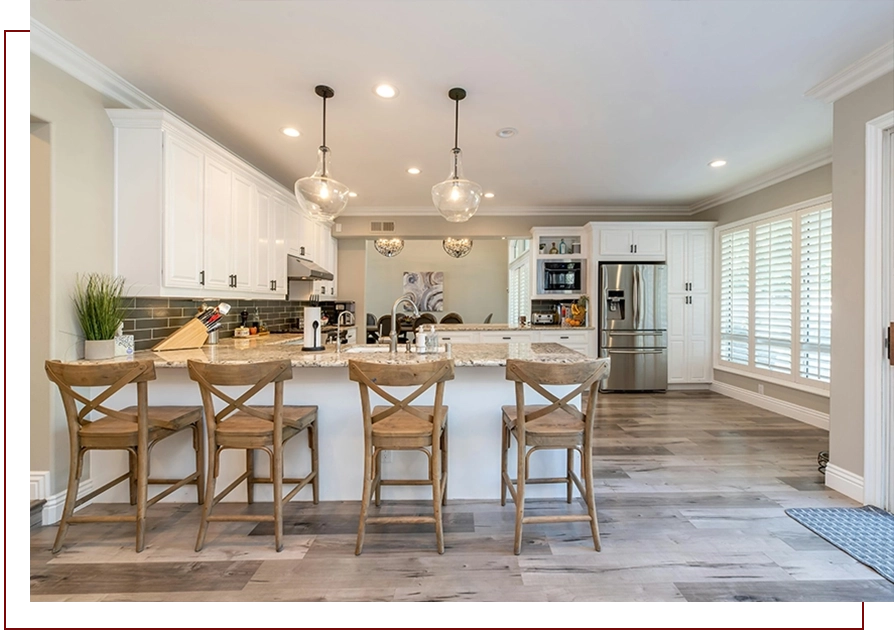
[758, 383, 764, 395]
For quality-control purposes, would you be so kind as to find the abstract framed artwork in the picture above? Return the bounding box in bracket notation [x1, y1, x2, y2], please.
[403, 271, 444, 312]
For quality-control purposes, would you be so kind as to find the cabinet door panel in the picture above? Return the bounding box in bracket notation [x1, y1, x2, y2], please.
[163, 135, 204, 289]
[687, 230, 711, 294]
[271, 198, 287, 294]
[667, 339, 688, 383]
[254, 190, 271, 292]
[667, 294, 687, 339]
[687, 294, 711, 382]
[480, 331, 536, 343]
[437, 332, 479, 343]
[231, 172, 254, 291]
[633, 229, 665, 257]
[666, 230, 688, 293]
[600, 229, 633, 256]
[203, 157, 232, 290]
[667, 294, 687, 384]
[686, 338, 710, 383]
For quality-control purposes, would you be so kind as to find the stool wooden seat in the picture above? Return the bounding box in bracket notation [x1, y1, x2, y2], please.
[500, 358, 610, 554]
[187, 359, 318, 552]
[348, 359, 454, 555]
[45, 360, 204, 553]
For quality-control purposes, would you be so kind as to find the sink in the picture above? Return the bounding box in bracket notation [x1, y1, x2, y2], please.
[343, 345, 391, 353]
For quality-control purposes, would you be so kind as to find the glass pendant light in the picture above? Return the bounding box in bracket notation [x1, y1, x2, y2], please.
[431, 87, 482, 223]
[295, 85, 350, 221]
[442, 237, 473, 258]
[374, 238, 404, 257]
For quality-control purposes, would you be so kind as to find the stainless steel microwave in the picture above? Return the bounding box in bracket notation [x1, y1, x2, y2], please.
[537, 259, 586, 295]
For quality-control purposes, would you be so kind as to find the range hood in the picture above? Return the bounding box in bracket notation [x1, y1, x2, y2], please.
[287, 255, 334, 281]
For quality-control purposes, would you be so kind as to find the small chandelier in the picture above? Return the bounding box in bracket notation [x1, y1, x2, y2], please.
[295, 85, 350, 221]
[431, 87, 482, 223]
[442, 237, 473, 258]
[374, 238, 405, 258]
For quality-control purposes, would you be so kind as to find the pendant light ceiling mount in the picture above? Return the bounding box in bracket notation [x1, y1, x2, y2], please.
[294, 84, 350, 221]
[432, 86, 482, 223]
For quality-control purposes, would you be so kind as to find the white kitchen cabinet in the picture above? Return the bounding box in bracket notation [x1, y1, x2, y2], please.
[667, 229, 711, 294]
[539, 330, 590, 354]
[162, 133, 205, 290]
[480, 331, 537, 344]
[598, 228, 665, 259]
[109, 109, 294, 299]
[287, 206, 317, 262]
[667, 292, 711, 384]
[202, 155, 233, 291]
[436, 332, 479, 344]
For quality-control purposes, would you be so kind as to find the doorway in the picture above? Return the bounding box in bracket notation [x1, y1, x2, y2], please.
[864, 113, 894, 511]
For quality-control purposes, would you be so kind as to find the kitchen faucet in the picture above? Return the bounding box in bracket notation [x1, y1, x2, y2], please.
[389, 293, 420, 353]
[335, 310, 355, 354]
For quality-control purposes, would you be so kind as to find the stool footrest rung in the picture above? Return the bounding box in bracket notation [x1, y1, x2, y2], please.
[366, 516, 436, 525]
[522, 515, 591, 524]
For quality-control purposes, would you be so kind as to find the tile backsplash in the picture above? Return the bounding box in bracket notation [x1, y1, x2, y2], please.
[122, 297, 314, 351]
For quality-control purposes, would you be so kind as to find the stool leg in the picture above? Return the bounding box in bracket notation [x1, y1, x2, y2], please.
[441, 423, 448, 506]
[52, 445, 83, 554]
[500, 424, 509, 507]
[355, 444, 374, 555]
[196, 446, 218, 552]
[309, 420, 319, 504]
[566, 448, 574, 504]
[135, 435, 149, 553]
[374, 449, 383, 507]
[273, 440, 283, 553]
[246, 449, 255, 504]
[193, 422, 205, 505]
[583, 442, 601, 552]
[128, 452, 137, 506]
[513, 440, 526, 555]
[432, 433, 444, 554]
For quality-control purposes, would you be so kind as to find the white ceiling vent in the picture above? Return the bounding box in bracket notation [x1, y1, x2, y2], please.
[370, 221, 396, 233]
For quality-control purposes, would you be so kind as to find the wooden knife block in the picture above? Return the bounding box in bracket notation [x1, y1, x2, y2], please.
[151, 318, 208, 351]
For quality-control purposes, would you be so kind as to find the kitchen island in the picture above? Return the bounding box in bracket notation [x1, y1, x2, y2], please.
[80, 336, 598, 503]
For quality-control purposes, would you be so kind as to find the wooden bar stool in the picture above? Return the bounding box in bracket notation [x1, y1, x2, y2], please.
[45, 360, 204, 553]
[500, 358, 610, 554]
[348, 359, 454, 555]
[187, 359, 318, 552]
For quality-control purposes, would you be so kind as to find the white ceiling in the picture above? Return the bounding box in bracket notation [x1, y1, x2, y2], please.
[31, 0, 894, 215]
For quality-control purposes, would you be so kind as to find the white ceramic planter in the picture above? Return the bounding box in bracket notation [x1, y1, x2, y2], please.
[84, 339, 116, 360]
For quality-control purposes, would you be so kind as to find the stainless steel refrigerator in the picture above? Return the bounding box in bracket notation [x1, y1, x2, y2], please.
[599, 263, 668, 392]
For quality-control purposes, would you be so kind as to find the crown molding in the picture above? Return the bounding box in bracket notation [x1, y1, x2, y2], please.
[341, 205, 692, 218]
[30, 18, 163, 110]
[688, 148, 832, 215]
[805, 40, 894, 104]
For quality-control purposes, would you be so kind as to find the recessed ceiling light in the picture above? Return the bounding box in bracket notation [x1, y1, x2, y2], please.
[496, 127, 518, 138]
[484, 192, 495, 199]
[407, 167, 421, 175]
[348, 192, 358, 198]
[709, 159, 727, 168]
[375, 84, 399, 99]
[281, 127, 300, 137]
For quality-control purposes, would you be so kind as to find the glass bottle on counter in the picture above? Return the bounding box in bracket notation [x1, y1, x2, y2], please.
[549, 242, 558, 254]
[558, 239, 567, 254]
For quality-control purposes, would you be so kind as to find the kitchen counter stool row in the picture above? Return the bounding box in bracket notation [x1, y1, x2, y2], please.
[45, 355, 609, 555]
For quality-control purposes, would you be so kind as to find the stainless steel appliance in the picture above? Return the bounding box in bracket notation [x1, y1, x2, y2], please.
[537, 260, 585, 295]
[599, 263, 667, 392]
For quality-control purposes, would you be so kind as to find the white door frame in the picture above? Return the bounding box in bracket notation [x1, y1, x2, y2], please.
[863, 110, 894, 508]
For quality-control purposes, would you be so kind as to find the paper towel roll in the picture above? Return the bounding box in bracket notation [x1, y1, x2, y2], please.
[302, 307, 325, 351]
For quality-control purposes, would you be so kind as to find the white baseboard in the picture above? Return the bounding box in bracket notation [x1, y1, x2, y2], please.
[710, 381, 830, 430]
[36, 477, 95, 527]
[667, 383, 713, 391]
[825, 463, 864, 502]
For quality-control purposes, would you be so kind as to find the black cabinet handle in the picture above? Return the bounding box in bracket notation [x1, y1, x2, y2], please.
[502, 336, 511, 340]
[634, 244, 638, 253]
[234, 274, 238, 287]
[300, 246, 305, 256]
[199, 270, 205, 286]
[629, 244, 633, 253]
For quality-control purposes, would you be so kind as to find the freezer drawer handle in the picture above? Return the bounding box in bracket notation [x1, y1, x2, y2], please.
[606, 349, 664, 355]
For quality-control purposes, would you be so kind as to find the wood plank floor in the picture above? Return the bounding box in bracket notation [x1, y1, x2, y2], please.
[30, 391, 894, 603]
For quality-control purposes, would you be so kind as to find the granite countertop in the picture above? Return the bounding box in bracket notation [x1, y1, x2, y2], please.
[70, 335, 593, 369]
[433, 323, 595, 331]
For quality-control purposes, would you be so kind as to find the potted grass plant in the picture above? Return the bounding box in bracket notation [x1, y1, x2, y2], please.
[73, 273, 129, 360]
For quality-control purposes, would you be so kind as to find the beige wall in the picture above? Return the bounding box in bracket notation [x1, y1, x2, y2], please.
[31, 122, 52, 473]
[335, 238, 368, 335]
[692, 164, 833, 413]
[830, 71, 894, 477]
[31, 54, 120, 495]
[693, 164, 832, 225]
[365, 239, 509, 324]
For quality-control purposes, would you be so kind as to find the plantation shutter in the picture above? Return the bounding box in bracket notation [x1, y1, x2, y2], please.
[754, 218, 793, 373]
[799, 207, 832, 382]
[508, 254, 530, 326]
[719, 228, 750, 365]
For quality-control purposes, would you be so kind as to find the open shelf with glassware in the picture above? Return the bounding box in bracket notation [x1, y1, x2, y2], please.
[531, 227, 588, 260]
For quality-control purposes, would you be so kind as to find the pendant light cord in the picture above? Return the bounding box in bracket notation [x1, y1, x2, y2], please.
[321, 96, 328, 177]
[453, 97, 460, 178]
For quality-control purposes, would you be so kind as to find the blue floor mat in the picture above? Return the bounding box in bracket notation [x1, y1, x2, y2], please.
[786, 505, 894, 584]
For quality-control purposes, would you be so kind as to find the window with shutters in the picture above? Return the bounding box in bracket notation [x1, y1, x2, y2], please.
[715, 196, 831, 392]
[508, 241, 531, 327]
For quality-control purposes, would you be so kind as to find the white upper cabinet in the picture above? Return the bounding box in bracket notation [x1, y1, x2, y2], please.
[162, 133, 204, 290]
[598, 227, 665, 259]
[109, 109, 293, 298]
[667, 228, 711, 294]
